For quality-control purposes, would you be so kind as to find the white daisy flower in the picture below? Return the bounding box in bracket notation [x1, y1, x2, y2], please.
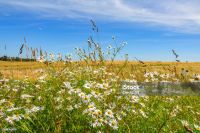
[105, 109, 114, 118]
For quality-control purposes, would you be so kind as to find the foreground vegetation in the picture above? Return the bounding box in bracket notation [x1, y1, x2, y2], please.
[1, 61, 200, 132]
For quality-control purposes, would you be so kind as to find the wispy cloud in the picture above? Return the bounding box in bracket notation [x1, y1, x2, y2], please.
[1, 0, 200, 33]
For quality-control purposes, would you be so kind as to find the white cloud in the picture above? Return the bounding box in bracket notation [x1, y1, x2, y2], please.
[1, 0, 200, 33]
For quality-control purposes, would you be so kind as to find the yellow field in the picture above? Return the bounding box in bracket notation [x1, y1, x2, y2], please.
[0, 61, 45, 80]
[1, 61, 200, 80]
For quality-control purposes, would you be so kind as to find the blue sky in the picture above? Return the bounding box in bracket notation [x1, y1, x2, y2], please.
[1, 0, 200, 61]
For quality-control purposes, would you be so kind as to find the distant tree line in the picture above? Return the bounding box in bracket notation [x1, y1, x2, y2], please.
[0, 56, 35, 62]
